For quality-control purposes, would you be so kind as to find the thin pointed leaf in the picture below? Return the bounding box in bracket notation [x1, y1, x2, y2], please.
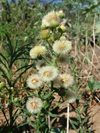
[70, 119, 78, 131]
[69, 119, 78, 126]
[13, 64, 33, 86]
[13, 64, 34, 75]
[82, 116, 89, 124]
[16, 121, 29, 128]
[48, 112, 60, 118]
[10, 51, 28, 66]
[0, 59, 8, 70]
[0, 53, 8, 62]
[0, 67, 10, 85]
[80, 106, 87, 115]
[15, 43, 32, 54]
[14, 87, 28, 97]
[0, 103, 9, 125]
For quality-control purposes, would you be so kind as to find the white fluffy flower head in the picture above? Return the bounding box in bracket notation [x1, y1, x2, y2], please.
[26, 97, 43, 113]
[30, 46, 47, 59]
[63, 89, 76, 103]
[39, 66, 58, 82]
[42, 11, 60, 27]
[27, 74, 42, 89]
[53, 39, 72, 54]
[54, 74, 73, 88]
[60, 74, 74, 87]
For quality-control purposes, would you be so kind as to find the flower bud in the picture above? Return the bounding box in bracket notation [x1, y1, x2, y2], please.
[11, 87, 14, 93]
[58, 24, 66, 33]
[14, 98, 19, 103]
[0, 82, 5, 89]
[47, 37, 52, 43]
[50, 20, 59, 28]
[58, 10, 64, 18]
[41, 24, 47, 30]
[41, 30, 50, 39]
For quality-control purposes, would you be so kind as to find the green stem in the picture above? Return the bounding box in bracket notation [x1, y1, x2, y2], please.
[52, 56, 56, 66]
[90, 94, 92, 107]
[9, 89, 13, 133]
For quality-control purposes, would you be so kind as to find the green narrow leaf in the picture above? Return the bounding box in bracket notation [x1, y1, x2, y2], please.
[0, 59, 8, 70]
[14, 87, 28, 96]
[13, 64, 33, 86]
[0, 67, 10, 86]
[69, 119, 78, 126]
[80, 106, 87, 115]
[42, 91, 54, 99]
[16, 121, 29, 128]
[48, 112, 60, 118]
[0, 53, 8, 63]
[13, 64, 34, 75]
[70, 119, 78, 132]
[82, 116, 89, 125]
[0, 103, 9, 125]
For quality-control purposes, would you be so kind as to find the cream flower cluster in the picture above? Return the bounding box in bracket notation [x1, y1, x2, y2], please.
[26, 10, 76, 115]
[42, 11, 60, 28]
[27, 66, 58, 89]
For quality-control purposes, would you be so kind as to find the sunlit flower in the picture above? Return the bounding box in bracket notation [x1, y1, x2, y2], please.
[56, 55, 69, 65]
[26, 97, 43, 113]
[42, 11, 60, 28]
[27, 74, 42, 89]
[63, 89, 76, 103]
[60, 74, 74, 87]
[39, 66, 58, 82]
[54, 74, 73, 88]
[30, 46, 47, 59]
[53, 39, 72, 54]
[36, 60, 46, 70]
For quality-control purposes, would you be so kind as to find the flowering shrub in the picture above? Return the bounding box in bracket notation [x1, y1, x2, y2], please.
[0, 10, 76, 133]
[26, 10, 76, 132]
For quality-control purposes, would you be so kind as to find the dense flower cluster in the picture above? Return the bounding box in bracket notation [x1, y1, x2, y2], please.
[26, 10, 76, 116]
